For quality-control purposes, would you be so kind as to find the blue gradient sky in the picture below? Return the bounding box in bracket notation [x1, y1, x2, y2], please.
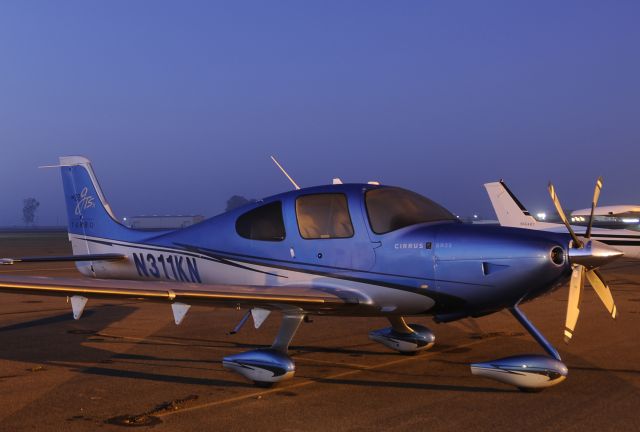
[1, 1, 639, 225]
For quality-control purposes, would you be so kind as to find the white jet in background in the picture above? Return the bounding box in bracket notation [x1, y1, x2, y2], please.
[484, 179, 640, 260]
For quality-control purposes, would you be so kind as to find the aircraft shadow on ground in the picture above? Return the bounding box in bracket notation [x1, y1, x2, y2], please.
[50, 363, 244, 388]
[289, 344, 396, 357]
[567, 365, 640, 375]
[0, 310, 96, 333]
[10, 306, 629, 392]
[0, 306, 256, 388]
[311, 376, 513, 393]
[0, 305, 137, 364]
[111, 336, 400, 357]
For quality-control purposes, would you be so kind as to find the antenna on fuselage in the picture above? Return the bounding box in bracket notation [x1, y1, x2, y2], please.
[270, 156, 300, 190]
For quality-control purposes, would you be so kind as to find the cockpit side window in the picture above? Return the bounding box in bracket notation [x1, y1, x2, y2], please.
[236, 201, 286, 241]
[296, 194, 354, 239]
[365, 187, 456, 234]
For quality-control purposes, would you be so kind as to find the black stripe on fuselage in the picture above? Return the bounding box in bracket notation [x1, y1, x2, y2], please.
[174, 243, 436, 282]
[82, 237, 285, 278]
[85, 236, 463, 285]
[77, 236, 468, 309]
[175, 243, 492, 288]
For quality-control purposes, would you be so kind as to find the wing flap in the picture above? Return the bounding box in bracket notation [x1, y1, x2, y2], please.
[0, 275, 360, 311]
[0, 254, 126, 265]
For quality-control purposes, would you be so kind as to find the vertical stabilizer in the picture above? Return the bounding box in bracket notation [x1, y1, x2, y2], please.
[54, 156, 168, 277]
[58, 156, 149, 242]
[484, 181, 540, 228]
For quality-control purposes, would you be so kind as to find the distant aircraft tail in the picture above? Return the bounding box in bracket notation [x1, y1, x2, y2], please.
[484, 180, 540, 229]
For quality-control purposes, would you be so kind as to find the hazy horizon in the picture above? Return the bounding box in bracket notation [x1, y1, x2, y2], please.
[1, 1, 639, 226]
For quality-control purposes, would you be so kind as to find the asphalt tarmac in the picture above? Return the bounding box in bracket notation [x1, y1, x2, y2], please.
[0, 233, 638, 431]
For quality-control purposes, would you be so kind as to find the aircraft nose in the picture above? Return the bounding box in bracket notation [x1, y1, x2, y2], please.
[567, 240, 623, 269]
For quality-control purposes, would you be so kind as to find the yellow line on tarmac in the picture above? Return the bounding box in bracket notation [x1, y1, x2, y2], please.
[292, 355, 369, 369]
[94, 332, 370, 367]
[159, 337, 494, 418]
[96, 332, 196, 347]
[0, 307, 72, 316]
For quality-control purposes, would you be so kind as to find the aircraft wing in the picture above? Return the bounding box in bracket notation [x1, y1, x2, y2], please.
[572, 205, 640, 217]
[0, 253, 125, 265]
[0, 274, 363, 314]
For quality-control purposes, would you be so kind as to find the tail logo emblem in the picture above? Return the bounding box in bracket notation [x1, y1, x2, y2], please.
[74, 187, 96, 216]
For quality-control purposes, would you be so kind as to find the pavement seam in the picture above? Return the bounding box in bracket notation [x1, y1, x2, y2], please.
[158, 337, 494, 418]
[94, 332, 374, 367]
[0, 266, 77, 273]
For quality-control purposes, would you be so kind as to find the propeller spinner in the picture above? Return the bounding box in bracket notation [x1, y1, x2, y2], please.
[547, 177, 621, 343]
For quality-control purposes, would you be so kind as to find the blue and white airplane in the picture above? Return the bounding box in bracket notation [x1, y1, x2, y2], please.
[0, 157, 623, 391]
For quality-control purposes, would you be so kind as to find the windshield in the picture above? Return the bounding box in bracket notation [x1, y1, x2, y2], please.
[365, 187, 456, 234]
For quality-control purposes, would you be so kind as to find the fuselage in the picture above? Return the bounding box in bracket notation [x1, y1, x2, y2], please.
[69, 183, 573, 320]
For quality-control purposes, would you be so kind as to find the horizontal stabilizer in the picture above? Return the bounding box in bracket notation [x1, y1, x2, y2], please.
[0, 254, 126, 265]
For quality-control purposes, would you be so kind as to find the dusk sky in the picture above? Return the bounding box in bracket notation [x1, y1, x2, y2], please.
[1, 1, 639, 225]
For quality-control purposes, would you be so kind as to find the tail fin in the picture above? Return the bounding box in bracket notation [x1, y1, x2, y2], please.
[484, 180, 540, 228]
[58, 156, 142, 241]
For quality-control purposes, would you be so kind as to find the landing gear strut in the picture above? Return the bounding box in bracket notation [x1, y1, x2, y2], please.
[223, 314, 303, 387]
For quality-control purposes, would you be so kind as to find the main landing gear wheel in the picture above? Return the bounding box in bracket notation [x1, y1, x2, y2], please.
[369, 317, 435, 354]
[223, 315, 304, 387]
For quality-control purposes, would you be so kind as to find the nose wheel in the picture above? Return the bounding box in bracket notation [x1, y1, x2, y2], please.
[470, 306, 568, 391]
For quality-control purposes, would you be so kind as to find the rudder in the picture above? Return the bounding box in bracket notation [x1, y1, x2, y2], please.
[59, 156, 143, 241]
[484, 180, 540, 228]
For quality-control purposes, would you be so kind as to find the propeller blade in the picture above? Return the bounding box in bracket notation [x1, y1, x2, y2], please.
[584, 176, 603, 239]
[585, 269, 618, 319]
[565, 265, 585, 343]
[548, 182, 583, 248]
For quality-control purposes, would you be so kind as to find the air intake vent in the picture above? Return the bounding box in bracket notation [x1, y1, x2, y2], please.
[482, 262, 510, 275]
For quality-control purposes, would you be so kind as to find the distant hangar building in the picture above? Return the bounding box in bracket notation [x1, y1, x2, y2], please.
[122, 215, 205, 230]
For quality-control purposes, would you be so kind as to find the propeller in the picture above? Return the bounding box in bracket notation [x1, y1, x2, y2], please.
[547, 177, 621, 343]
